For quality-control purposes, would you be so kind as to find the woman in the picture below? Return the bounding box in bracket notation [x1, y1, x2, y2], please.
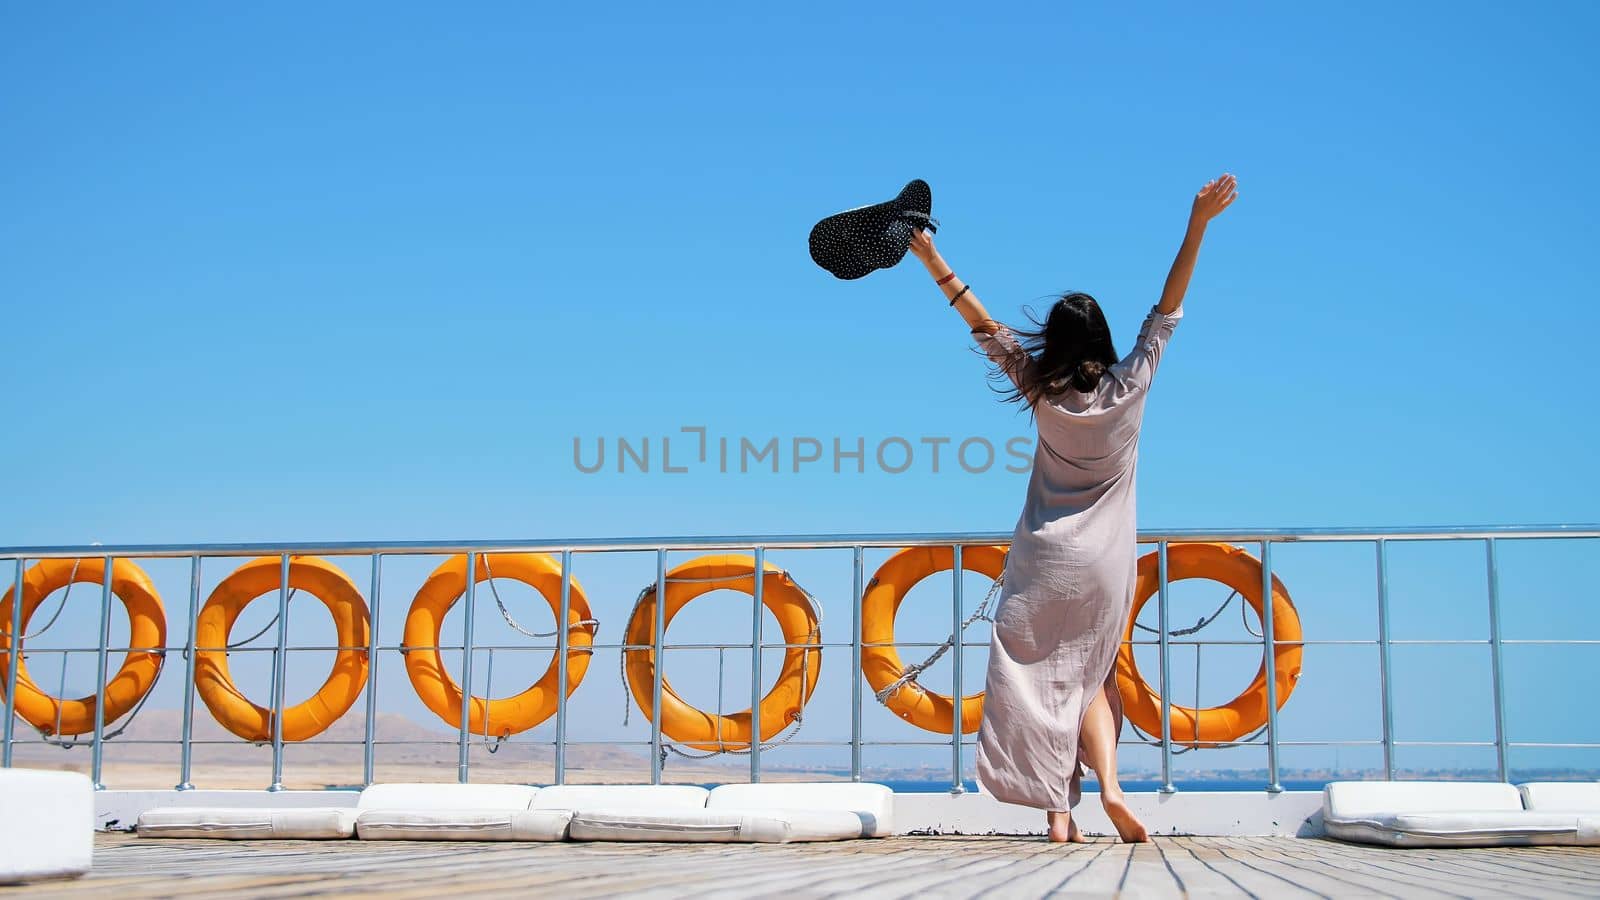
[907, 174, 1238, 843]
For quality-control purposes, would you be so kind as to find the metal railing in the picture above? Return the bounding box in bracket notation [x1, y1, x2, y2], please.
[2, 525, 1596, 793]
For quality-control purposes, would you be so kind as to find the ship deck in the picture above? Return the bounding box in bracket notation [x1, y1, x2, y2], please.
[8, 833, 1600, 898]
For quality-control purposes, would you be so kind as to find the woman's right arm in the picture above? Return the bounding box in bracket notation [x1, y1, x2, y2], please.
[907, 229, 996, 333]
[1156, 173, 1238, 315]
[908, 229, 1031, 389]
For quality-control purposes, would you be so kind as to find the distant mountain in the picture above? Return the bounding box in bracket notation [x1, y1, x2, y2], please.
[9, 708, 777, 776]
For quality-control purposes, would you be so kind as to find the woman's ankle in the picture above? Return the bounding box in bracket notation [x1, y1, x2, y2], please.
[1046, 809, 1073, 842]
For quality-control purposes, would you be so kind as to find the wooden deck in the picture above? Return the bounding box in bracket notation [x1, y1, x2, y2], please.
[8, 834, 1600, 898]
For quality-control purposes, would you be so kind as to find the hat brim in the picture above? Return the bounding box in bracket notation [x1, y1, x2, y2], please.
[809, 180, 934, 280]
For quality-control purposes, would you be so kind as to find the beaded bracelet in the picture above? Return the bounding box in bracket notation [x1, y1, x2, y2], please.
[949, 284, 972, 306]
[935, 271, 958, 286]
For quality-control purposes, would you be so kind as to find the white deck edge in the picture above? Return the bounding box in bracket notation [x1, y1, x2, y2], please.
[895, 790, 1324, 837]
[98, 790, 360, 832]
[95, 789, 1323, 837]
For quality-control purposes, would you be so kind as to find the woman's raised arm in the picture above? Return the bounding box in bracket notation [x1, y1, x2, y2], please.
[908, 228, 1033, 391]
[1156, 173, 1238, 315]
[907, 229, 998, 333]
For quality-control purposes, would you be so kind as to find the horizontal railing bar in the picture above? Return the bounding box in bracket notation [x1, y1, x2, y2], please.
[1126, 639, 1375, 647]
[3, 524, 1595, 559]
[1276, 740, 1387, 746]
[22, 637, 1594, 653]
[119, 637, 1537, 652]
[18, 637, 1548, 654]
[1126, 638, 1600, 647]
[0, 736, 1278, 750]
[16, 647, 172, 654]
[27, 736, 1581, 751]
[56, 736, 1432, 751]
[19, 641, 948, 654]
[831, 740, 974, 747]
[33, 638, 1590, 653]
[575, 641, 1004, 650]
[11, 739, 498, 747]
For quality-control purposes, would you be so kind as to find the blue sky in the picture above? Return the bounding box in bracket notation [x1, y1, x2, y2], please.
[2, 2, 1596, 781]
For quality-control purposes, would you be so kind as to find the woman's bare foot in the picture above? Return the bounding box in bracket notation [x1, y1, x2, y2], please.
[1046, 811, 1091, 843]
[1046, 810, 1073, 843]
[1101, 794, 1150, 843]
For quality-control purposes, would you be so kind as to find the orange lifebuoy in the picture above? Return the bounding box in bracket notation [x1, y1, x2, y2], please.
[404, 553, 596, 737]
[0, 558, 166, 736]
[195, 556, 370, 742]
[1115, 542, 1303, 746]
[624, 554, 821, 751]
[860, 545, 1006, 735]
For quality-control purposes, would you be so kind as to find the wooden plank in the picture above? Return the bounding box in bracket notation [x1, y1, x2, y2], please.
[844, 845, 1025, 898]
[1462, 847, 1600, 882]
[919, 838, 1074, 898]
[333, 845, 707, 898]
[1234, 837, 1461, 898]
[1116, 840, 1185, 897]
[1177, 837, 1323, 898]
[791, 843, 959, 895]
[396, 844, 774, 899]
[972, 840, 1114, 896]
[619, 846, 903, 896]
[729, 840, 1002, 899]
[1436, 851, 1600, 897]
[1322, 841, 1574, 895]
[1159, 837, 1261, 897]
[1054, 841, 1136, 894]
[1304, 838, 1594, 898]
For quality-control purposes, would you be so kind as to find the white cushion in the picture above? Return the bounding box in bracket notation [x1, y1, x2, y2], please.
[0, 769, 93, 883]
[357, 808, 572, 841]
[1327, 810, 1600, 848]
[1519, 782, 1600, 812]
[567, 807, 862, 843]
[357, 782, 539, 811]
[530, 784, 709, 811]
[706, 782, 893, 837]
[136, 807, 358, 840]
[1323, 780, 1523, 822]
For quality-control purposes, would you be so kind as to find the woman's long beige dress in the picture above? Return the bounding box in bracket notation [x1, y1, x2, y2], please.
[972, 303, 1182, 811]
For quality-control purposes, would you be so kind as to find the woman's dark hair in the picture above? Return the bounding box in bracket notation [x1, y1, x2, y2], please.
[993, 291, 1119, 407]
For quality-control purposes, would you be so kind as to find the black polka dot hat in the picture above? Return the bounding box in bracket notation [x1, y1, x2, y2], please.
[809, 179, 937, 280]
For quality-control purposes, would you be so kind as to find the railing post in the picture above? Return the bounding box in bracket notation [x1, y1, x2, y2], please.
[177, 555, 202, 790]
[750, 546, 765, 783]
[1260, 540, 1282, 794]
[650, 548, 666, 785]
[361, 554, 382, 787]
[1486, 538, 1509, 782]
[555, 548, 572, 786]
[850, 546, 864, 782]
[268, 554, 291, 791]
[950, 544, 966, 795]
[1157, 541, 1175, 794]
[483, 649, 495, 746]
[90, 555, 115, 790]
[1375, 540, 1395, 781]
[457, 552, 478, 784]
[4, 558, 26, 769]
